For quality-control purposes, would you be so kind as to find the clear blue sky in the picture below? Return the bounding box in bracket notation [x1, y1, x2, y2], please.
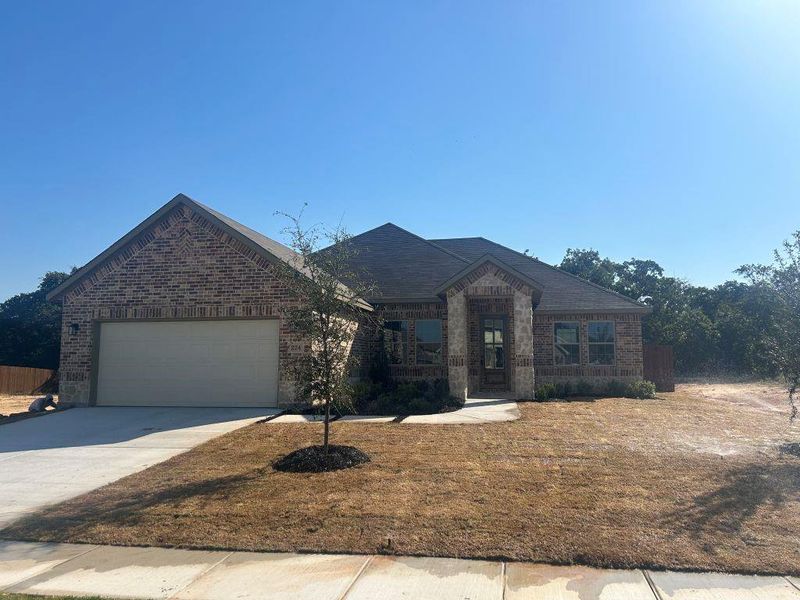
[2, 1, 799, 301]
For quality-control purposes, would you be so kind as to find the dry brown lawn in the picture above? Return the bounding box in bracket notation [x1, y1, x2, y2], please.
[0, 394, 58, 417]
[3, 383, 799, 575]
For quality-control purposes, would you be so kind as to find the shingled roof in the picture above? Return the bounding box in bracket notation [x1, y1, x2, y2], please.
[336, 223, 470, 301]
[49, 195, 647, 315]
[430, 237, 648, 313]
[337, 223, 648, 312]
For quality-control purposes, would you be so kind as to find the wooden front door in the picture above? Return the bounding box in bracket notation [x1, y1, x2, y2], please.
[480, 315, 508, 389]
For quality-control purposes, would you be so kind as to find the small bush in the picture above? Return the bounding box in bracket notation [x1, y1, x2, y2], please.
[407, 397, 434, 414]
[535, 383, 556, 400]
[376, 392, 399, 414]
[554, 381, 572, 398]
[575, 380, 594, 396]
[350, 377, 460, 415]
[605, 379, 628, 397]
[395, 382, 419, 403]
[429, 378, 450, 401]
[625, 379, 657, 399]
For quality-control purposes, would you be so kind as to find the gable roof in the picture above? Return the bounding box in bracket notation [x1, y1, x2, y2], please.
[332, 223, 471, 302]
[430, 237, 649, 313]
[433, 254, 544, 302]
[47, 194, 372, 310]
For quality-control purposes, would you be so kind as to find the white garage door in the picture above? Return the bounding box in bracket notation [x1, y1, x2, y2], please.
[96, 320, 279, 407]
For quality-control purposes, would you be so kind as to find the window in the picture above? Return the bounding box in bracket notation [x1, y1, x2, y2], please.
[554, 322, 580, 365]
[415, 319, 442, 365]
[588, 321, 615, 365]
[383, 320, 408, 364]
[483, 318, 505, 369]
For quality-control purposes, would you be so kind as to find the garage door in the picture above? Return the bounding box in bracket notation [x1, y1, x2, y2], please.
[95, 320, 279, 407]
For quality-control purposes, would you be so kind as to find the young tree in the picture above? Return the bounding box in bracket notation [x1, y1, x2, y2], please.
[737, 231, 800, 419]
[274, 208, 376, 456]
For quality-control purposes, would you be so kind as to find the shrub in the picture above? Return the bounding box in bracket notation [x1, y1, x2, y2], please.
[350, 381, 376, 411]
[554, 381, 572, 398]
[575, 380, 594, 396]
[407, 397, 434, 414]
[348, 381, 387, 413]
[535, 383, 556, 400]
[367, 343, 392, 388]
[376, 392, 400, 414]
[625, 379, 657, 399]
[351, 377, 460, 415]
[604, 379, 627, 397]
[429, 378, 450, 401]
[395, 382, 419, 403]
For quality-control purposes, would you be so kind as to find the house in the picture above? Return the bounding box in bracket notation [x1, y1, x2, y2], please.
[48, 194, 649, 408]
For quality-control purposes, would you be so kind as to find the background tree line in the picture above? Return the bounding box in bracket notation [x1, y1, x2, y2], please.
[558, 231, 799, 378]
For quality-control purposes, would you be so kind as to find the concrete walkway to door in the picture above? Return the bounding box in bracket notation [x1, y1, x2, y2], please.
[267, 396, 521, 425]
[1, 541, 799, 600]
[0, 407, 276, 528]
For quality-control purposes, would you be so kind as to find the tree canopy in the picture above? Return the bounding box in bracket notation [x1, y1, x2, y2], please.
[558, 241, 792, 378]
[0, 270, 73, 369]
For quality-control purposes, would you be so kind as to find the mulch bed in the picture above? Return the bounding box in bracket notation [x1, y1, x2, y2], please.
[273, 444, 370, 473]
[2, 384, 799, 575]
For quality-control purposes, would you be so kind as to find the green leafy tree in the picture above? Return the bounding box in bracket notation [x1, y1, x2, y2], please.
[709, 282, 779, 377]
[0, 271, 73, 369]
[274, 209, 377, 454]
[737, 231, 800, 417]
[559, 248, 784, 377]
[560, 248, 618, 289]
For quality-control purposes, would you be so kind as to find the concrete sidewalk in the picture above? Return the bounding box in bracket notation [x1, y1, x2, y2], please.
[268, 397, 521, 425]
[2, 541, 799, 600]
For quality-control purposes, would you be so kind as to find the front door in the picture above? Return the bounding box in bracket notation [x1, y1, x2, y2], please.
[480, 316, 508, 390]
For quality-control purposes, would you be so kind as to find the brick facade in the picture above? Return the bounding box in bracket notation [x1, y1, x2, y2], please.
[532, 312, 644, 385]
[352, 302, 449, 380]
[54, 199, 646, 407]
[355, 305, 643, 397]
[58, 204, 308, 407]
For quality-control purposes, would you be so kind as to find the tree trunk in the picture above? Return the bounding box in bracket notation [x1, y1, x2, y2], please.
[323, 397, 331, 455]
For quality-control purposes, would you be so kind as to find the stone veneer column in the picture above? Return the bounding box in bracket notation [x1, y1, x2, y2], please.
[446, 289, 469, 399]
[513, 291, 535, 399]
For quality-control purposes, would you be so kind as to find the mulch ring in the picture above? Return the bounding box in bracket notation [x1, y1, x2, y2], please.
[273, 444, 371, 473]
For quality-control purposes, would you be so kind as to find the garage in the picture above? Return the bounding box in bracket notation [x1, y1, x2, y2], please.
[95, 319, 280, 407]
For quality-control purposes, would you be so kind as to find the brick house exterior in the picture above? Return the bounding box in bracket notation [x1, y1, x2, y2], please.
[49, 194, 649, 408]
[54, 201, 310, 407]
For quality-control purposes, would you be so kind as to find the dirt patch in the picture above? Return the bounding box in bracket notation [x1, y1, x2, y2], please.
[0, 394, 60, 418]
[676, 381, 789, 413]
[3, 383, 799, 575]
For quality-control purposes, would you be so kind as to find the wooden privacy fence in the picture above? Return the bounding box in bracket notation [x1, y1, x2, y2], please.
[0, 366, 58, 395]
[643, 344, 674, 392]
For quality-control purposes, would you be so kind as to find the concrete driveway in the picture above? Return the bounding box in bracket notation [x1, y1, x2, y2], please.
[0, 407, 275, 529]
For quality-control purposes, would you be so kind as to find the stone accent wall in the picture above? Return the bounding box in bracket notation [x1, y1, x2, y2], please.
[513, 292, 535, 398]
[58, 204, 309, 407]
[445, 293, 467, 398]
[533, 312, 644, 385]
[446, 267, 536, 400]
